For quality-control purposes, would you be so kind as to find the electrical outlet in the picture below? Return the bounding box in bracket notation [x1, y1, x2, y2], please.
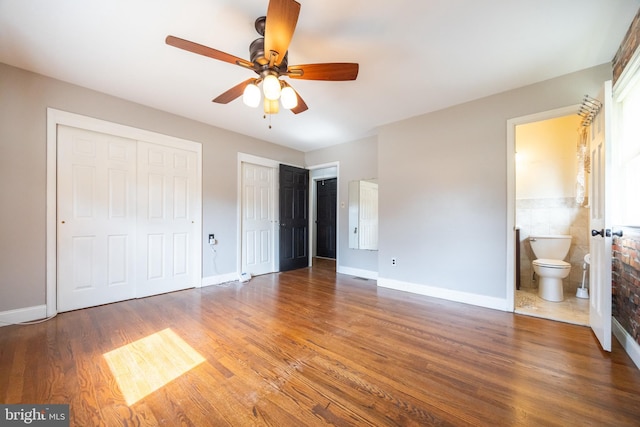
[208, 234, 215, 245]
[391, 257, 397, 266]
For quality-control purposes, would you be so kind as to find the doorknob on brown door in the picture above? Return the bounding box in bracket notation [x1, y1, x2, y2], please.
[591, 229, 604, 237]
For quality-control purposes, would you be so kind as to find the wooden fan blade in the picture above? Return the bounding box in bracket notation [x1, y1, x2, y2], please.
[264, 0, 300, 67]
[288, 63, 359, 81]
[166, 35, 253, 68]
[290, 86, 308, 114]
[212, 78, 256, 104]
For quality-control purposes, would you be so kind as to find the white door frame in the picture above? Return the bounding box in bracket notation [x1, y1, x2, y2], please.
[46, 108, 202, 317]
[505, 104, 581, 312]
[307, 162, 340, 266]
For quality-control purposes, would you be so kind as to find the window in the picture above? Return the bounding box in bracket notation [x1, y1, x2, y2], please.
[614, 63, 640, 226]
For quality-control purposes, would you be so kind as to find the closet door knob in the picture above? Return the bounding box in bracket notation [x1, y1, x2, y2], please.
[591, 229, 604, 237]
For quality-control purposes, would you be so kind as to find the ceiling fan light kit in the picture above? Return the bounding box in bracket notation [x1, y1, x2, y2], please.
[165, 0, 359, 117]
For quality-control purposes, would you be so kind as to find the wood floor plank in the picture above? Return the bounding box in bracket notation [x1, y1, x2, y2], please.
[1, 263, 639, 426]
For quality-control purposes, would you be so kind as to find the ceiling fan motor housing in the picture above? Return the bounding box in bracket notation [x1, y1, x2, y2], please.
[249, 36, 288, 73]
[255, 16, 267, 36]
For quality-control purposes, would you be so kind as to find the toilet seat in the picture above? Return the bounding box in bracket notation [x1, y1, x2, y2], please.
[533, 258, 570, 269]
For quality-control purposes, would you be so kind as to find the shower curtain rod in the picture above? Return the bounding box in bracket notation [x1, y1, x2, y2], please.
[577, 94, 602, 127]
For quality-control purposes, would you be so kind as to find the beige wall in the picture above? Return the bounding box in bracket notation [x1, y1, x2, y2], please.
[377, 64, 612, 305]
[0, 62, 304, 313]
[305, 136, 378, 274]
[515, 115, 581, 200]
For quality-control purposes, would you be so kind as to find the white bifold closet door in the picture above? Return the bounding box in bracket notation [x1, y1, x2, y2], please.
[136, 141, 198, 298]
[57, 126, 198, 312]
[57, 126, 137, 312]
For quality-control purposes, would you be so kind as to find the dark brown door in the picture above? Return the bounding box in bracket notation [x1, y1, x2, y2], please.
[316, 178, 337, 259]
[279, 164, 309, 271]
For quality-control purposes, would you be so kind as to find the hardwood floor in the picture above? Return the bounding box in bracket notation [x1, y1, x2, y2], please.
[1, 265, 639, 426]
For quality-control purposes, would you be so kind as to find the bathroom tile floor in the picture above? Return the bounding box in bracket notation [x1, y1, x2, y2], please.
[515, 288, 589, 326]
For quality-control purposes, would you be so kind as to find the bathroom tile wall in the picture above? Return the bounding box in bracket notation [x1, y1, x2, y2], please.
[612, 229, 640, 346]
[516, 197, 590, 292]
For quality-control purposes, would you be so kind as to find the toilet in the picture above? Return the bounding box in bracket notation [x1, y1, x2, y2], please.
[529, 235, 572, 302]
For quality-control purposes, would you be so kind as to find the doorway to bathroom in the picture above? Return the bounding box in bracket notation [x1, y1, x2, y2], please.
[513, 112, 590, 325]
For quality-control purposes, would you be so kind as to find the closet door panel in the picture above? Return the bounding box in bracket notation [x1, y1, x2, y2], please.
[137, 141, 198, 297]
[57, 126, 137, 312]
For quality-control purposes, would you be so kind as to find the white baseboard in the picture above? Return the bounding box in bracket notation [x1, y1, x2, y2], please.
[613, 317, 640, 370]
[0, 305, 48, 327]
[201, 272, 240, 287]
[377, 277, 508, 311]
[337, 266, 378, 280]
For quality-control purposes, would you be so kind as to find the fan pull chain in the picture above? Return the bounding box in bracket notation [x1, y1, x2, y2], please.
[263, 113, 273, 129]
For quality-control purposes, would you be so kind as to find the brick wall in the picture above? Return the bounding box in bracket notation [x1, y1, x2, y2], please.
[613, 8, 640, 85]
[612, 230, 640, 345]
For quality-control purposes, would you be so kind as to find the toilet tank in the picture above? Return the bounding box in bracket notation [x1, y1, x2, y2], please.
[529, 235, 572, 260]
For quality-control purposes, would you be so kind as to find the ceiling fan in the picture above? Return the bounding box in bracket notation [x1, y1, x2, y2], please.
[166, 0, 359, 115]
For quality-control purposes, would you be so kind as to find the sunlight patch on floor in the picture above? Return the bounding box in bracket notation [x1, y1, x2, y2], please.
[103, 328, 205, 405]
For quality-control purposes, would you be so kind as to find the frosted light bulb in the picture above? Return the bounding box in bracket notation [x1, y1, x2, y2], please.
[263, 75, 281, 101]
[281, 86, 298, 109]
[242, 83, 260, 108]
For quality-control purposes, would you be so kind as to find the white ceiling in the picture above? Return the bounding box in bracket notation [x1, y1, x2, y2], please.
[1, 0, 638, 152]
